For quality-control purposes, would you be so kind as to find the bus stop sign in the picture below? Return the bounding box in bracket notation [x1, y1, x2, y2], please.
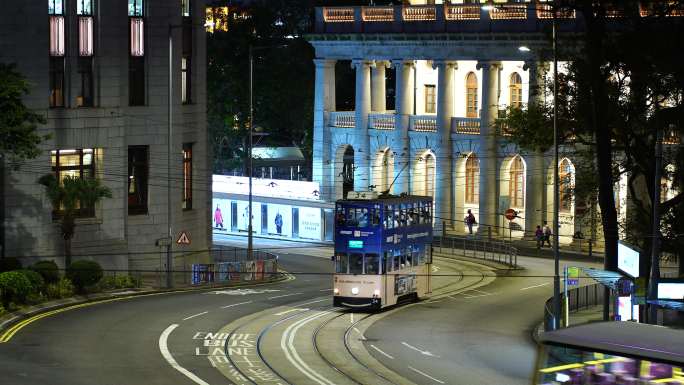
[504, 209, 517, 221]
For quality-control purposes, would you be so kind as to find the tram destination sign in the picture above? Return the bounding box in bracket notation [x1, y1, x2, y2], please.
[348, 240, 364, 249]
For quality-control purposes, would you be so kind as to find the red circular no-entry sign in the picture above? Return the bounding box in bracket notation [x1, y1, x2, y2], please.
[504, 208, 517, 221]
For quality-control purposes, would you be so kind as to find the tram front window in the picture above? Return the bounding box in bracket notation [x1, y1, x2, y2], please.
[349, 253, 363, 274]
[365, 253, 379, 274]
[335, 253, 349, 273]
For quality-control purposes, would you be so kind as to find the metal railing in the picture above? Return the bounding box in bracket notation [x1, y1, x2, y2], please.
[435, 234, 518, 268]
[543, 283, 606, 331]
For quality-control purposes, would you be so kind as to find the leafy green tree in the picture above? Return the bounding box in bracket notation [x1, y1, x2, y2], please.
[37, 175, 112, 267]
[0, 63, 49, 259]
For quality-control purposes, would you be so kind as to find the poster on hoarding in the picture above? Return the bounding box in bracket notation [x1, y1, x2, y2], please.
[211, 198, 231, 232]
[256, 260, 265, 280]
[244, 261, 256, 281]
[298, 207, 322, 240]
[236, 201, 261, 234]
[192, 264, 215, 285]
[267, 204, 291, 237]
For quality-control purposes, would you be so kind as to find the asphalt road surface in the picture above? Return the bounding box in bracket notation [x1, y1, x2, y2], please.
[0, 237, 600, 385]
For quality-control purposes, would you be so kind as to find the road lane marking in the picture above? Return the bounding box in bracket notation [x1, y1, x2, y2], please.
[319, 288, 333, 292]
[350, 313, 354, 323]
[274, 308, 309, 316]
[159, 324, 211, 385]
[183, 311, 209, 321]
[401, 341, 441, 358]
[370, 344, 395, 360]
[295, 298, 328, 307]
[268, 293, 303, 300]
[408, 366, 445, 384]
[353, 327, 367, 341]
[281, 311, 334, 385]
[220, 301, 252, 309]
[520, 283, 550, 291]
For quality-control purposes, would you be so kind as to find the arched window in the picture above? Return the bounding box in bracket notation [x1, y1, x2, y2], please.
[466, 72, 478, 118]
[509, 156, 525, 208]
[465, 154, 479, 204]
[509, 72, 522, 108]
[559, 159, 573, 212]
[425, 154, 435, 197]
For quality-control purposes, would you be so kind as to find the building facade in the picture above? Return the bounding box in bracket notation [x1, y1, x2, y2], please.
[0, 0, 210, 271]
[309, 1, 599, 243]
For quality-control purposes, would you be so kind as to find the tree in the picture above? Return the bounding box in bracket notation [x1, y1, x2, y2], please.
[0, 63, 49, 258]
[498, 1, 684, 282]
[38, 175, 112, 267]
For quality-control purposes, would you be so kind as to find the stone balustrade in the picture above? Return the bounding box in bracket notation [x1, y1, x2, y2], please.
[330, 111, 355, 128]
[453, 117, 481, 135]
[369, 113, 395, 130]
[409, 115, 437, 132]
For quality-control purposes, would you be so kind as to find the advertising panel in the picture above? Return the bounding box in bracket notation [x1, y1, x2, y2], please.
[617, 242, 640, 278]
[212, 198, 230, 232]
[298, 207, 322, 240]
[244, 261, 256, 281]
[394, 274, 417, 296]
[267, 204, 291, 237]
[213, 175, 321, 201]
[658, 282, 684, 300]
[256, 260, 265, 280]
[236, 201, 261, 234]
[192, 264, 215, 285]
[617, 296, 640, 322]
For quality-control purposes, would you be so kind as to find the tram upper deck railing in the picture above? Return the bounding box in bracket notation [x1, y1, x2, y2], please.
[313, 2, 682, 35]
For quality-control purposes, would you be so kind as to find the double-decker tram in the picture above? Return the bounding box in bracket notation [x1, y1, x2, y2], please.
[333, 192, 433, 309]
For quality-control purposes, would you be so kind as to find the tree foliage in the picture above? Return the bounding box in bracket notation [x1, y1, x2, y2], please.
[0, 63, 47, 167]
[207, 0, 315, 174]
[38, 174, 112, 266]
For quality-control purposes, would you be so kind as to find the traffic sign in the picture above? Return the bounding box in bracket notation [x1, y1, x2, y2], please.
[177, 231, 191, 245]
[504, 208, 517, 221]
[567, 266, 580, 286]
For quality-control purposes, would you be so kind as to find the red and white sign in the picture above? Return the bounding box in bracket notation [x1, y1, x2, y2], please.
[177, 231, 191, 245]
[504, 208, 517, 221]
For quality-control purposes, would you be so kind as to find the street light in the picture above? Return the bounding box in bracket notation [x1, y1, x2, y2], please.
[485, 1, 562, 329]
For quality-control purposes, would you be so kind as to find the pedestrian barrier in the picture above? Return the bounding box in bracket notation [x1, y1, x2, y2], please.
[435, 234, 518, 268]
[543, 283, 605, 331]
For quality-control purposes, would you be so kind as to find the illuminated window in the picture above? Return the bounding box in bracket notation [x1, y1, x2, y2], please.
[77, 0, 92, 15]
[77, 58, 93, 107]
[128, 146, 149, 215]
[559, 159, 574, 212]
[465, 154, 479, 204]
[182, 0, 190, 17]
[509, 156, 525, 208]
[130, 18, 144, 56]
[466, 72, 478, 118]
[49, 16, 65, 56]
[181, 57, 191, 104]
[510, 72, 522, 108]
[128, 0, 143, 16]
[79, 17, 93, 56]
[49, 57, 64, 108]
[424, 85, 436, 114]
[48, 0, 63, 15]
[50, 149, 96, 217]
[183, 143, 193, 210]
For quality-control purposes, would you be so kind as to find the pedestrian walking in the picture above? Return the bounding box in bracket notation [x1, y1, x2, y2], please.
[535, 225, 543, 249]
[465, 209, 477, 235]
[543, 221, 552, 247]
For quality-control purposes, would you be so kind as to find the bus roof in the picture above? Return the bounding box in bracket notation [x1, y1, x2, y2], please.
[339, 195, 433, 204]
[539, 321, 684, 365]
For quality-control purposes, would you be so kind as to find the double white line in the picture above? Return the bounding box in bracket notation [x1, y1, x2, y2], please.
[280, 311, 335, 385]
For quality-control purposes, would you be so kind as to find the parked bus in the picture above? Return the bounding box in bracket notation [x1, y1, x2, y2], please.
[332, 193, 433, 309]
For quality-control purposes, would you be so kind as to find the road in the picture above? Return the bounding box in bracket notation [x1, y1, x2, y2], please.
[0, 236, 600, 384]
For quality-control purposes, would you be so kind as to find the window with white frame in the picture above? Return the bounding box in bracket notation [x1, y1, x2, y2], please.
[466, 72, 478, 118]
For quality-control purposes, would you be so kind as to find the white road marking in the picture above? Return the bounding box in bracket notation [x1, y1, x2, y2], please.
[281, 311, 334, 385]
[206, 288, 280, 296]
[319, 288, 333, 292]
[159, 324, 211, 385]
[401, 341, 441, 358]
[221, 301, 253, 309]
[353, 327, 367, 341]
[183, 311, 208, 321]
[370, 344, 394, 360]
[350, 313, 354, 323]
[432, 265, 440, 273]
[274, 308, 309, 316]
[408, 366, 445, 384]
[520, 282, 550, 291]
[295, 298, 328, 307]
[268, 293, 303, 300]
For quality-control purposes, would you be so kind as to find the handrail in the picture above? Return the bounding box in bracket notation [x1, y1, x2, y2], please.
[437, 234, 518, 268]
[543, 283, 605, 331]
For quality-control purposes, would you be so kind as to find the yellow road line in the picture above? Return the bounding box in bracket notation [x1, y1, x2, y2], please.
[539, 363, 584, 373]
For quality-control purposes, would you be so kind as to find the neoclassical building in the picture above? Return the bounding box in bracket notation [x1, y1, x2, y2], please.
[309, 1, 589, 242]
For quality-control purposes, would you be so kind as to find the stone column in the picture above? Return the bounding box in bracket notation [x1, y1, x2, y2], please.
[477, 61, 501, 235]
[312, 59, 336, 200]
[352, 59, 373, 191]
[392, 60, 415, 195]
[371, 61, 388, 112]
[434, 60, 456, 231]
[524, 60, 549, 236]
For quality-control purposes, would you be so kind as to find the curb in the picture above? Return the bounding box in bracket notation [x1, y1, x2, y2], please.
[0, 274, 288, 339]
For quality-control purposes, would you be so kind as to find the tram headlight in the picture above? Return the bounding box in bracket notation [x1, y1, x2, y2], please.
[374, 289, 381, 296]
[333, 288, 339, 294]
[351, 287, 359, 295]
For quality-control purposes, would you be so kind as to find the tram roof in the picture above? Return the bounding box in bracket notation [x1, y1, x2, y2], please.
[539, 321, 684, 365]
[339, 194, 433, 205]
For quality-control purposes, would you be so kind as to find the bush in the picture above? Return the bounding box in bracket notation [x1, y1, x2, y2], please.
[66, 260, 103, 292]
[0, 257, 22, 273]
[98, 275, 141, 291]
[0, 271, 32, 307]
[30, 260, 60, 284]
[19, 270, 45, 293]
[46, 277, 75, 300]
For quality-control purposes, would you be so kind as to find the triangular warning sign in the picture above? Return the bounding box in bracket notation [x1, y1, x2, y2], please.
[176, 231, 191, 245]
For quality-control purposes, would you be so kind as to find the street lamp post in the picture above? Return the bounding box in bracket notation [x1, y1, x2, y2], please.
[248, 47, 254, 261]
[167, 25, 175, 289]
